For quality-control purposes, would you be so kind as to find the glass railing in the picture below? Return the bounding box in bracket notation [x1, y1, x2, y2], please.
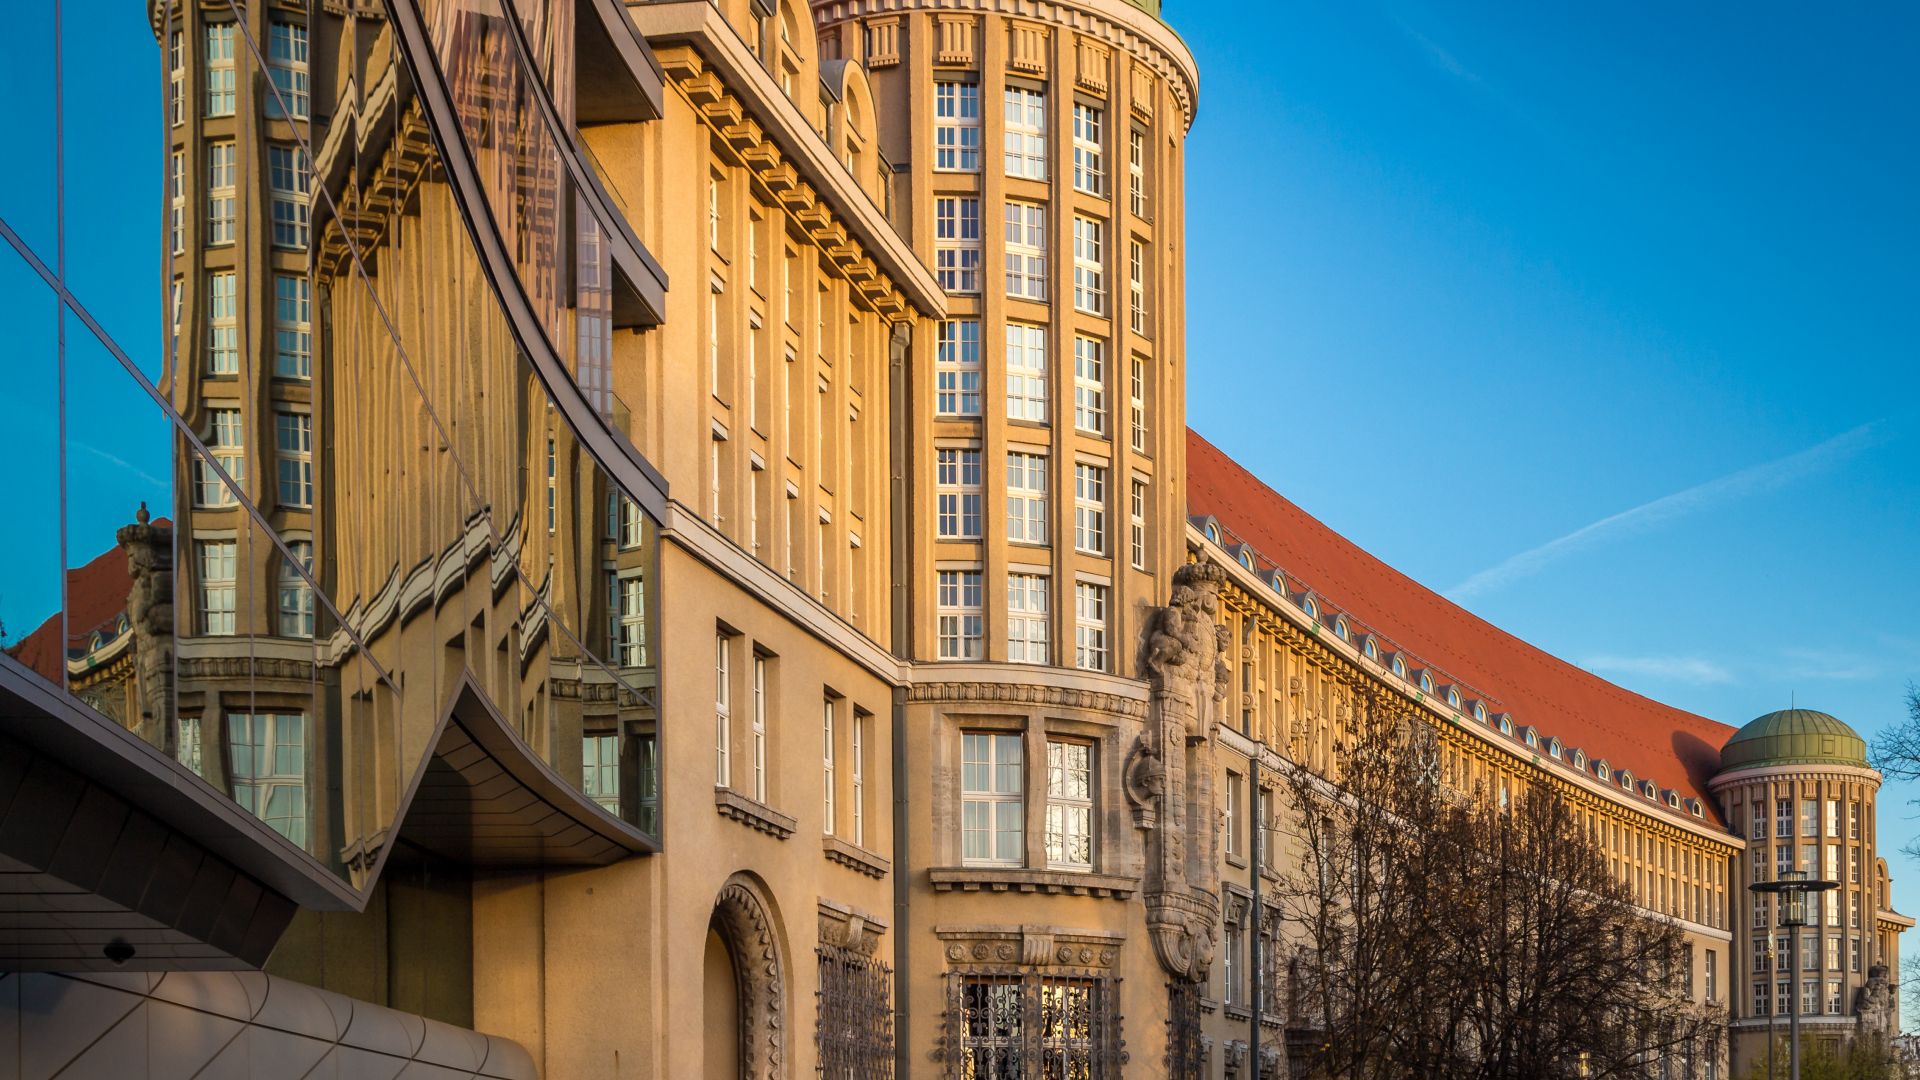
[0, 0, 664, 890]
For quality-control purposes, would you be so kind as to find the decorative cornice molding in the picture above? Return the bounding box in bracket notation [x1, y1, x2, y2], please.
[933, 923, 1124, 969]
[715, 787, 799, 838]
[928, 867, 1137, 899]
[824, 835, 891, 877]
[905, 679, 1147, 719]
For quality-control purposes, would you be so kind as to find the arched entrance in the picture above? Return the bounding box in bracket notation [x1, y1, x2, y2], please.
[705, 876, 786, 1079]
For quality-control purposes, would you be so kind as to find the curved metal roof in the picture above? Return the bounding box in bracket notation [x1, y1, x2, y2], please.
[1718, 708, 1870, 773]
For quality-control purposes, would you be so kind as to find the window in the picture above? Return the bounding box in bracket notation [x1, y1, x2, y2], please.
[1801, 799, 1818, 837]
[715, 634, 732, 786]
[708, 173, 721, 252]
[1827, 799, 1841, 838]
[196, 408, 244, 506]
[273, 275, 312, 378]
[269, 146, 310, 249]
[546, 438, 558, 532]
[962, 733, 1023, 864]
[1072, 336, 1107, 435]
[1006, 452, 1047, 545]
[1225, 770, 1245, 858]
[936, 447, 983, 539]
[168, 30, 184, 126]
[582, 732, 620, 815]
[1129, 240, 1149, 335]
[1706, 948, 1718, 1001]
[1850, 846, 1861, 884]
[1007, 573, 1049, 665]
[1003, 201, 1046, 300]
[613, 572, 647, 667]
[1776, 799, 1792, 840]
[205, 23, 235, 117]
[708, 282, 723, 391]
[750, 655, 768, 801]
[1850, 802, 1861, 840]
[1046, 741, 1093, 869]
[275, 412, 313, 506]
[1750, 805, 1767, 841]
[851, 711, 866, 845]
[169, 151, 185, 254]
[207, 141, 236, 246]
[748, 211, 763, 292]
[1004, 87, 1046, 179]
[267, 20, 310, 119]
[1073, 464, 1106, 555]
[935, 197, 983, 294]
[1129, 478, 1147, 569]
[1071, 103, 1104, 195]
[1128, 128, 1148, 217]
[1752, 978, 1768, 1017]
[822, 696, 837, 836]
[936, 320, 982, 416]
[1828, 978, 1843, 1015]
[935, 81, 982, 171]
[170, 278, 183, 355]
[196, 540, 236, 635]
[938, 570, 984, 660]
[1072, 217, 1106, 314]
[1851, 936, 1862, 973]
[228, 712, 307, 844]
[276, 540, 313, 638]
[178, 715, 202, 774]
[1802, 980, 1818, 1016]
[1005, 323, 1048, 422]
[1826, 935, 1841, 971]
[1073, 582, 1108, 671]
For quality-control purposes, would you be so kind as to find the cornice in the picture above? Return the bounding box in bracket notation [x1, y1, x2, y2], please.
[1708, 761, 1883, 792]
[811, 0, 1199, 130]
[904, 663, 1149, 718]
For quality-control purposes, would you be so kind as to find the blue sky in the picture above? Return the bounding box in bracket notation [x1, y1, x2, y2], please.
[1177, 0, 1920, 910]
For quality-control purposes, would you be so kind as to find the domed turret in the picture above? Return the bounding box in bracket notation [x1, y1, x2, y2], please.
[1718, 707, 1869, 773]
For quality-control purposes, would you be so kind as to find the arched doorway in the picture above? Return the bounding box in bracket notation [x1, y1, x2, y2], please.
[705, 876, 786, 1079]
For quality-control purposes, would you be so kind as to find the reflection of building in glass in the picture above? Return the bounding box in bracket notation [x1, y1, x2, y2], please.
[0, 1, 1907, 1078]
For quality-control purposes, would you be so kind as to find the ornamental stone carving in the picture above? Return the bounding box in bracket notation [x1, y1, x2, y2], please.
[116, 503, 174, 747]
[1855, 960, 1896, 1036]
[1137, 562, 1229, 981]
[712, 878, 786, 1079]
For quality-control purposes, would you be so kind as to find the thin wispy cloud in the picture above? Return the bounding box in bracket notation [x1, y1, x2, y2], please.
[1582, 655, 1735, 686]
[1445, 420, 1885, 602]
[72, 440, 168, 491]
[1779, 647, 1881, 683]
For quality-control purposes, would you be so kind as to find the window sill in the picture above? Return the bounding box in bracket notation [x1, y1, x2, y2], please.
[1224, 1004, 1252, 1023]
[929, 867, 1137, 899]
[1226, 853, 1248, 869]
[714, 787, 795, 839]
[824, 836, 890, 878]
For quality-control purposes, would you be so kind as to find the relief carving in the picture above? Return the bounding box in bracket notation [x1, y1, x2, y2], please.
[116, 503, 174, 747]
[713, 878, 785, 1079]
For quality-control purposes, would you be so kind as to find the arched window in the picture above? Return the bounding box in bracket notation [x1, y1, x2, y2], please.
[1417, 670, 1434, 694]
[1300, 595, 1318, 620]
[1570, 748, 1585, 769]
[1204, 521, 1221, 544]
[1361, 636, 1379, 661]
[1594, 760, 1610, 783]
[1389, 654, 1407, 679]
[1618, 770, 1634, 791]
[1444, 686, 1461, 709]
[1497, 716, 1513, 737]
[1545, 735, 1560, 758]
[1470, 701, 1487, 723]
[1333, 617, 1350, 642]
[1238, 548, 1256, 571]
[1270, 571, 1288, 594]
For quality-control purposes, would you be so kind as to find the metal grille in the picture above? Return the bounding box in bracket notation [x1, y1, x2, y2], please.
[951, 972, 1122, 1079]
[1166, 980, 1206, 1079]
[818, 944, 894, 1079]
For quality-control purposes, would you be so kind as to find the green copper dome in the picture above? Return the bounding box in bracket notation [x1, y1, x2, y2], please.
[1121, 0, 1162, 18]
[1718, 708, 1869, 773]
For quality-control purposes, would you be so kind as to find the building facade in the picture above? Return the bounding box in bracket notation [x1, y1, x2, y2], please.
[0, 1, 1905, 1078]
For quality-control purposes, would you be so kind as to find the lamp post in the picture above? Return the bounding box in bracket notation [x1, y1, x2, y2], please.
[1751, 869, 1840, 1080]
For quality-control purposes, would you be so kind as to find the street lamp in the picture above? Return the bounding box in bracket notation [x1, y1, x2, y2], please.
[1750, 869, 1840, 1080]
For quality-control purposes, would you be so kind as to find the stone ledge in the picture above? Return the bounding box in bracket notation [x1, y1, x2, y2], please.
[714, 787, 796, 838]
[824, 836, 891, 878]
[927, 867, 1138, 899]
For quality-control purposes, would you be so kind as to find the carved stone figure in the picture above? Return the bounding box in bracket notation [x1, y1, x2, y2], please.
[1123, 736, 1165, 828]
[116, 503, 174, 748]
[1855, 960, 1896, 1036]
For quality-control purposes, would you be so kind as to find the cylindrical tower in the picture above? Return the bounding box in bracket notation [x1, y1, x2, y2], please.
[1712, 708, 1903, 1072]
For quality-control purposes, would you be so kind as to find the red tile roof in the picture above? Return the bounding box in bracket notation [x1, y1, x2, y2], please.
[1186, 428, 1736, 823]
[5, 529, 154, 686]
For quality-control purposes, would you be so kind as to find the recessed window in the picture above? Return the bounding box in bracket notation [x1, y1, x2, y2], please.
[267, 20, 310, 120]
[1546, 737, 1561, 759]
[935, 320, 982, 416]
[1071, 102, 1104, 195]
[1361, 636, 1379, 661]
[934, 196, 982, 294]
[1595, 760, 1610, 783]
[1004, 87, 1047, 179]
[937, 570, 985, 660]
[936, 447, 983, 539]
[1072, 217, 1106, 314]
[1045, 740, 1093, 870]
[1003, 201, 1047, 300]
[268, 146, 310, 249]
[1237, 549, 1255, 571]
[227, 711, 307, 844]
[1300, 595, 1318, 620]
[1470, 701, 1487, 723]
[1005, 323, 1047, 422]
[1073, 336, 1107, 436]
[1006, 452, 1048, 545]
[1074, 582, 1109, 671]
[961, 732, 1023, 865]
[1203, 521, 1221, 544]
[1073, 464, 1107, 556]
[1006, 572, 1049, 665]
[1333, 616, 1350, 642]
[276, 541, 314, 639]
[1417, 670, 1434, 694]
[933, 81, 982, 172]
[1444, 686, 1461, 709]
[1389, 654, 1406, 678]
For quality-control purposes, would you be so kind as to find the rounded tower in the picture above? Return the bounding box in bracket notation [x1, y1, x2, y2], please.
[1712, 708, 1904, 1069]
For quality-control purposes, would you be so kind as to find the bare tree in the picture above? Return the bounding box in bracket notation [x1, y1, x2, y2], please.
[1279, 692, 1723, 1080]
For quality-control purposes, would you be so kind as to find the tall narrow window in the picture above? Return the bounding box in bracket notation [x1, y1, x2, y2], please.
[937, 570, 984, 660]
[178, 716, 202, 774]
[751, 655, 768, 801]
[546, 438, 558, 532]
[170, 278, 184, 356]
[275, 540, 313, 639]
[1005, 323, 1048, 423]
[708, 281, 724, 395]
[1129, 355, 1148, 452]
[1003, 87, 1047, 179]
[1071, 103, 1104, 195]
[715, 634, 732, 786]
[1007, 572, 1049, 664]
[267, 20, 310, 119]
[275, 412, 313, 507]
[582, 733, 620, 815]
[207, 141, 236, 246]
[746, 313, 761, 428]
[962, 732, 1023, 864]
[169, 151, 185, 254]
[708, 172, 721, 252]
[1073, 337, 1106, 436]
[851, 712, 866, 846]
[1046, 740, 1093, 869]
[935, 197, 982, 294]
[196, 408, 245, 506]
[228, 712, 307, 844]
[935, 319, 982, 416]
[168, 29, 184, 126]
[1223, 916, 1243, 1006]
[1072, 217, 1106, 314]
[269, 146, 310, 249]
[936, 447, 982, 539]
[934, 81, 982, 172]
[274, 275, 312, 378]
[1129, 478, 1148, 569]
[1128, 127, 1148, 217]
[1004, 201, 1047, 300]
[822, 696, 837, 836]
[205, 23, 235, 117]
[614, 572, 647, 667]
[1073, 464, 1106, 555]
[1129, 240, 1149, 335]
[197, 539, 237, 635]
[1074, 582, 1109, 671]
[748, 211, 763, 292]
[1006, 452, 1047, 544]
